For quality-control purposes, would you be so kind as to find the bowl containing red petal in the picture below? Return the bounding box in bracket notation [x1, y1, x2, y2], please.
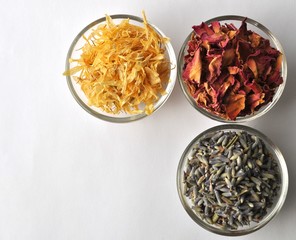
[178, 15, 287, 122]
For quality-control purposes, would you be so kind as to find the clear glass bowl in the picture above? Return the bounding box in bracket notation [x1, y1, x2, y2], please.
[177, 15, 287, 123]
[176, 124, 288, 236]
[65, 14, 177, 123]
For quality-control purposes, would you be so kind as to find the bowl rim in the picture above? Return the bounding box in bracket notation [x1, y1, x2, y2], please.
[177, 15, 288, 123]
[176, 124, 289, 236]
[65, 14, 177, 123]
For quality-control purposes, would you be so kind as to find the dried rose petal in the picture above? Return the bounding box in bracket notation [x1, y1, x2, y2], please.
[218, 75, 235, 99]
[208, 56, 222, 82]
[246, 93, 265, 112]
[249, 32, 261, 48]
[245, 80, 262, 94]
[183, 48, 202, 83]
[182, 18, 284, 120]
[225, 92, 246, 120]
[228, 66, 240, 75]
[222, 48, 236, 66]
[247, 58, 258, 78]
[236, 40, 253, 63]
[193, 22, 214, 37]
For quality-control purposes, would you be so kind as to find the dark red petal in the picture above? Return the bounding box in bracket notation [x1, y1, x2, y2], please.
[193, 22, 214, 37]
[267, 70, 283, 86]
[245, 80, 263, 94]
[208, 48, 223, 57]
[225, 23, 237, 31]
[222, 48, 236, 66]
[236, 19, 248, 41]
[236, 40, 253, 63]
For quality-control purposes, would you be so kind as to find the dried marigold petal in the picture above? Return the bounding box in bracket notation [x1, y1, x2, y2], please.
[64, 12, 170, 115]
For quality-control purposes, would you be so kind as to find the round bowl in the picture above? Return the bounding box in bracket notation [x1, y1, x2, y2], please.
[65, 14, 177, 123]
[178, 15, 287, 123]
[176, 124, 288, 236]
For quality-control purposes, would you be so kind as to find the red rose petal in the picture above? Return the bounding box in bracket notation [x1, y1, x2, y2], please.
[183, 18, 284, 120]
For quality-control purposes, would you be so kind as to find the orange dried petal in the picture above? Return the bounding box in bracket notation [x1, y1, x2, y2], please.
[64, 12, 170, 115]
[189, 49, 202, 83]
[183, 48, 202, 84]
[228, 66, 240, 75]
[208, 56, 222, 81]
[225, 93, 246, 120]
[249, 32, 261, 48]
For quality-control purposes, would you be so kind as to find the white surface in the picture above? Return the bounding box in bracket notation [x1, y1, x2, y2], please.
[0, 0, 295, 239]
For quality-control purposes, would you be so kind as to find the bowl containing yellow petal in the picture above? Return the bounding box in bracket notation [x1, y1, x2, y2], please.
[64, 13, 177, 122]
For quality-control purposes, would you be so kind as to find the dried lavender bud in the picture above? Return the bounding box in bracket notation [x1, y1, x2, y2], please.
[182, 130, 281, 230]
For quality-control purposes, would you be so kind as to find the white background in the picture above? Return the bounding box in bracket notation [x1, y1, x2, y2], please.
[0, 0, 295, 239]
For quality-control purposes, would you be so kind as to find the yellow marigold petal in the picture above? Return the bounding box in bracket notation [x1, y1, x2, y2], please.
[64, 12, 170, 115]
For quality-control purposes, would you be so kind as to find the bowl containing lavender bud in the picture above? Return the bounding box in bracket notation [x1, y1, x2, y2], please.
[177, 124, 288, 236]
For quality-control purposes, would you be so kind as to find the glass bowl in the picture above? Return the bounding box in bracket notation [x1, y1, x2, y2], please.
[177, 15, 287, 123]
[65, 14, 177, 123]
[176, 124, 288, 236]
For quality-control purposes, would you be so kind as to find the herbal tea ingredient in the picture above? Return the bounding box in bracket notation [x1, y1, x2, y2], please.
[64, 12, 170, 115]
[183, 130, 280, 230]
[182, 19, 283, 120]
